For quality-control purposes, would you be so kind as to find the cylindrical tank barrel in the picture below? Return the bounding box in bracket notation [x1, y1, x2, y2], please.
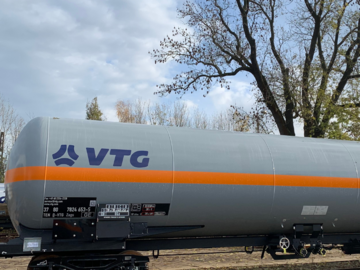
[5, 117, 360, 236]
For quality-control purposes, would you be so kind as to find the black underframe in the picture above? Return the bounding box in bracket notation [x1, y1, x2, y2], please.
[2, 232, 360, 258]
[2, 221, 360, 258]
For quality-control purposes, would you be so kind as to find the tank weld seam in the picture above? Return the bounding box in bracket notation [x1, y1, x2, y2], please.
[164, 126, 174, 226]
[42, 117, 50, 229]
[341, 142, 359, 201]
[258, 134, 276, 215]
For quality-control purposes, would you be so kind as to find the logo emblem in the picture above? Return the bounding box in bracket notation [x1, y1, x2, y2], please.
[52, 145, 79, 166]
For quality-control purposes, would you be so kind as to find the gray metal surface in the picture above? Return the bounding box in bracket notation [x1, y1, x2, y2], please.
[5, 117, 360, 237]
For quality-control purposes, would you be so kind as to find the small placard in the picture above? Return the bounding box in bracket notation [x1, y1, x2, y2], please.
[23, 238, 41, 252]
[314, 206, 328, 215]
[301, 206, 315, 215]
[130, 203, 170, 216]
[301, 205, 328, 215]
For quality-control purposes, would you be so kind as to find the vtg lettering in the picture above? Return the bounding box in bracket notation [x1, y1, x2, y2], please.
[86, 148, 149, 168]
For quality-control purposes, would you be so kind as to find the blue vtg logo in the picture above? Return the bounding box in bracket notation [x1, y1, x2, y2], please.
[0, 196, 5, 204]
[52, 145, 149, 168]
[52, 145, 79, 166]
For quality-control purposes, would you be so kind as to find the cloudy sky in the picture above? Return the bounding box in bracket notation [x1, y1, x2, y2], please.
[0, 0, 302, 134]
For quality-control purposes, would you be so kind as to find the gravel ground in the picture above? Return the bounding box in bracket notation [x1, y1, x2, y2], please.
[2, 247, 360, 270]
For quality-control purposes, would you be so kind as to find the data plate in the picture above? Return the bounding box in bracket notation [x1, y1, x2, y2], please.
[97, 204, 130, 220]
[130, 203, 170, 216]
[43, 197, 97, 218]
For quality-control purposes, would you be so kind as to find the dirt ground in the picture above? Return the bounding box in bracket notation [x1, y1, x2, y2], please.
[2, 247, 360, 270]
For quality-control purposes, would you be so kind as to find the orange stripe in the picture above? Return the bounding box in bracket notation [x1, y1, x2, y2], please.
[275, 175, 357, 189]
[174, 171, 273, 186]
[5, 166, 46, 183]
[4, 166, 358, 189]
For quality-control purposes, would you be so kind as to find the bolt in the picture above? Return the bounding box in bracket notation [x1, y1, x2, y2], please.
[73, 234, 76, 237]
[54, 235, 57, 238]
[74, 223, 77, 226]
[91, 234, 93, 237]
[55, 223, 58, 226]
[91, 223, 94, 225]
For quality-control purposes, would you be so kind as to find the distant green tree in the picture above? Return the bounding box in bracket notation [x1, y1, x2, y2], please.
[86, 97, 104, 121]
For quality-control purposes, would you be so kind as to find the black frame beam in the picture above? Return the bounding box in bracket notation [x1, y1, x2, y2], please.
[2, 233, 360, 258]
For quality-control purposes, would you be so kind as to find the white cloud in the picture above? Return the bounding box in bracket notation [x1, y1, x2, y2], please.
[294, 120, 304, 137]
[0, 0, 182, 120]
[182, 99, 198, 110]
[0, 0, 302, 137]
[208, 81, 254, 112]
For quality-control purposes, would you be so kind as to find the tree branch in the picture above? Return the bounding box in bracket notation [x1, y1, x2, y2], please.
[302, 0, 323, 136]
[337, 103, 360, 107]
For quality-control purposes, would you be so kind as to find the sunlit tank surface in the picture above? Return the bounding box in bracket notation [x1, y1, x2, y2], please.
[5, 117, 360, 237]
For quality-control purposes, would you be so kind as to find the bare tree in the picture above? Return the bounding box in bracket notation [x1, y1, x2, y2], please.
[115, 100, 135, 123]
[171, 101, 191, 127]
[150, 0, 360, 138]
[115, 99, 260, 134]
[0, 96, 25, 182]
[230, 106, 250, 132]
[10, 117, 25, 147]
[133, 99, 148, 124]
[148, 102, 171, 126]
[116, 99, 151, 124]
[212, 110, 232, 131]
[192, 108, 209, 129]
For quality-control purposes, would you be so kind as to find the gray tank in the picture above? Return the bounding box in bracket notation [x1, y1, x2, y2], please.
[5, 117, 360, 237]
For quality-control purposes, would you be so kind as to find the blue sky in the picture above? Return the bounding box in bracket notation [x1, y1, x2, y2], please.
[0, 0, 302, 134]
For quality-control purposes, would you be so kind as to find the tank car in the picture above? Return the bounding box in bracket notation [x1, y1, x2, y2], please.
[3, 117, 360, 268]
[6, 117, 360, 235]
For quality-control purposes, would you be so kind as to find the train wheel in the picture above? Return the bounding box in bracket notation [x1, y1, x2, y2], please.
[299, 247, 308, 258]
[318, 248, 326, 256]
[245, 246, 254, 254]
